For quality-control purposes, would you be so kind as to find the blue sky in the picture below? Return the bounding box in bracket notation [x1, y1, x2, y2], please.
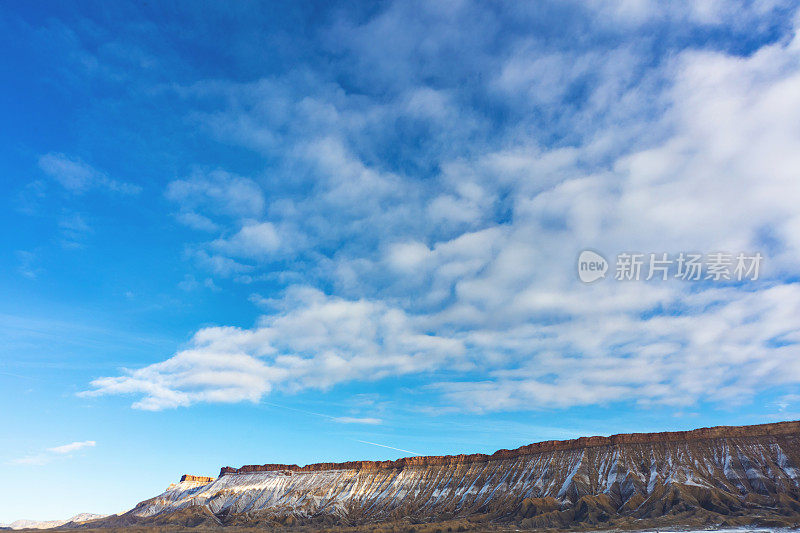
[3, 0, 800, 522]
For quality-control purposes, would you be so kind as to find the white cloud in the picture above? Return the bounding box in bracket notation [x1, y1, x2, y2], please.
[48, 440, 96, 454]
[166, 169, 265, 221]
[586, 0, 793, 28]
[176, 211, 219, 232]
[82, 287, 464, 410]
[386, 241, 431, 272]
[437, 284, 800, 412]
[193, 250, 254, 277]
[211, 221, 281, 259]
[38, 153, 140, 195]
[166, 171, 280, 274]
[11, 441, 96, 466]
[87, 4, 800, 414]
[178, 274, 219, 292]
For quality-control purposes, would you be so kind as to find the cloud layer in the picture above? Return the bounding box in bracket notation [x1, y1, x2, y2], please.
[84, 1, 800, 412]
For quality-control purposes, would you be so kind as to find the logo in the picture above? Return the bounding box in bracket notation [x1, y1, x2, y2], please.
[578, 250, 608, 283]
[576, 250, 762, 283]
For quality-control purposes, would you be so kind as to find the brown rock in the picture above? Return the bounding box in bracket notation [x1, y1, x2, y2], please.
[219, 420, 800, 476]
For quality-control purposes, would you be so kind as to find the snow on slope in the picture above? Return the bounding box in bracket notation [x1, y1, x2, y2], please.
[128, 423, 800, 523]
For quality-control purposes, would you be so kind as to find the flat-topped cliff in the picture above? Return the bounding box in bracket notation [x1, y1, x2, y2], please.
[101, 420, 800, 530]
[179, 475, 215, 483]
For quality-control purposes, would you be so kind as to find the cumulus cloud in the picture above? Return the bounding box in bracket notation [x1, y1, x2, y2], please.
[87, 2, 800, 414]
[82, 287, 464, 410]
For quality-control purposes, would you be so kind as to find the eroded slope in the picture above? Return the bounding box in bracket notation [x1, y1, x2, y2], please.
[110, 421, 800, 529]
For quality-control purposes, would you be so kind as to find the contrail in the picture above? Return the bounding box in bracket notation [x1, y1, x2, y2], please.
[262, 401, 382, 425]
[356, 440, 420, 456]
[262, 400, 334, 419]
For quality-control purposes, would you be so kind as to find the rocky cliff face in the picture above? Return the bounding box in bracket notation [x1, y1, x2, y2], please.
[113, 421, 800, 529]
[179, 475, 215, 483]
